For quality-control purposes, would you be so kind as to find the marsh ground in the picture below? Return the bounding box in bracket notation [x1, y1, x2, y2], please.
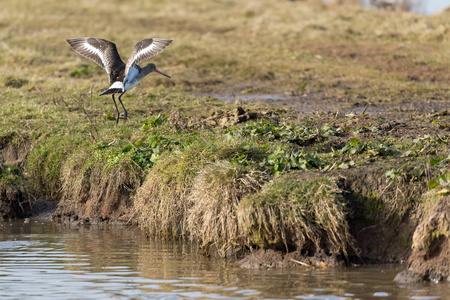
[1, 0, 450, 124]
[0, 0, 449, 281]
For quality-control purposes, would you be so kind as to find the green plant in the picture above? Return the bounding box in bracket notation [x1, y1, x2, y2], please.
[264, 146, 324, 175]
[68, 65, 102, 78]
[95, 134, 178, 169]
[428, 173, 450, 195]
[429, 155, 449, 169]
[384, 164, 424, 183]
[339, 138, 399, 157]
[225, 120, 336, 145]
[409, 135, 449, 156]
[141, 114, 169, 131]
[231, 146, 324, 175]
[0, 164, 23, 187]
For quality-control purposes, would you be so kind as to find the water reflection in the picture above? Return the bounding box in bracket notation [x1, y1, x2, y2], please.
[1, 219, 449, 299]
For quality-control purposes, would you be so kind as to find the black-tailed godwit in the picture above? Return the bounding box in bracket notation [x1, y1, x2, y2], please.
[67, 37, 172, 124]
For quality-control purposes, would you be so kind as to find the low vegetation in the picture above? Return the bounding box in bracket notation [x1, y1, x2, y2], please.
[238, 174, 353, 256]
[0, 0, 449, 264]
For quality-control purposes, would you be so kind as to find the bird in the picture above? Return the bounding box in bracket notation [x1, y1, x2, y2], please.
[67, 37, 172, 124]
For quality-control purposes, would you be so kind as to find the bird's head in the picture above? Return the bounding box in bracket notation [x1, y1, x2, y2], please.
[145, 63, 171, 78]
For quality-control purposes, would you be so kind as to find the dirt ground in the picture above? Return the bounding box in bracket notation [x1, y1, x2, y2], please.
[210, 92, 449, 120]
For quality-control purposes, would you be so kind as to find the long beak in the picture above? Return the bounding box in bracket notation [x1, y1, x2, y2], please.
[155, 68, 171, 78]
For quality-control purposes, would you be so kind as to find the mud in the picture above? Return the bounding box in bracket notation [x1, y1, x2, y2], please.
[337, 163, 427, 264]
[53, 164, 142, 225]
[395, 195, 450, 283]
[237, 162, 431, 269]
[205, 107, 258, 128]
[204, 92, 449, 121]
[0, 134, 31, 167]
[0, 185, 31, 219]
[0, 134, 33, 219]
[1, 103, 449, 283]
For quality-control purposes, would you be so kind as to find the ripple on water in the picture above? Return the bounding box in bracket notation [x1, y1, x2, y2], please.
[295, 294, 349, 300]
[1, 220, 449, 299]
[0, 240, 44, 250]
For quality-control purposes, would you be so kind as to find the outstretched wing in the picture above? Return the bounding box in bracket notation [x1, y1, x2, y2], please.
[67, 38, 125, 75]
[124, 38, 172, 76]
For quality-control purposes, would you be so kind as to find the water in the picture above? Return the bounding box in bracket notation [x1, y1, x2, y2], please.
[359, 0, 450, 15]
[322, 0, 450, 15]
[1, 220, 449, 299]
[205, 93, 287, 103]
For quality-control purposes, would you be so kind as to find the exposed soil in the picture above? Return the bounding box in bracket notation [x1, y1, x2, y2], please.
[209, 92, 449, 121]
[0, 133, 31, 167]
[235, 162, 431, 269]
[395, 195, 450, 283]
[52, 165, 142, 226]
[0, 134, 33, 219]
[1, 102, 449, 283]
[0, 185, 31, 219]
[2, 0, 450, 285]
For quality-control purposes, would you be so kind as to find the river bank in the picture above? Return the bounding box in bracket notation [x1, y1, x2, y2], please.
[2, 104, 449, 282]
[0, 0, 449, 283]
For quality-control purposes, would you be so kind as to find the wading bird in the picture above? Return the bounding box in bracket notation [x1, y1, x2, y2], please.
[67, 37, 172, 124]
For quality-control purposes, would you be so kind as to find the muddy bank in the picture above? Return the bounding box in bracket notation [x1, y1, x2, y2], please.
[236, 162, 430, 268]
[206, 93, 449, 121]
[395, 194, 450, 283]
[0, 134, 32, 219]
[3, 0, 450, 286]
[1, 107, 449, 284]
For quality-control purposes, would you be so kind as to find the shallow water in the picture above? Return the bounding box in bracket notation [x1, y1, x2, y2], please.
[1, 220, 449, 300]
[203, 93, 288, 103]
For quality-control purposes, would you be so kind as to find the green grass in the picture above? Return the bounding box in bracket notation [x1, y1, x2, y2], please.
[238, 174, 354, 256]
[0, 0, 449, 258]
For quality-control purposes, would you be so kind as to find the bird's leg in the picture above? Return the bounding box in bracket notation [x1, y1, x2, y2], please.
[111, 94, 120, 125]
[118, 92, 128, 123]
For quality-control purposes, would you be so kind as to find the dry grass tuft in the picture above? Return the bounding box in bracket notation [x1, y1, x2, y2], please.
[168, 109, 190, 131]
[57, 152, 143, 220]
[238, 173, 354, 257]
[186, 161, 267, 254]
[134, 137, 270, 238]
[133, 153, 193, 237]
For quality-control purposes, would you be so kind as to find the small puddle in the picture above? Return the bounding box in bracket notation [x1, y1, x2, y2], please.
[206, 93, 288, 102]
[205, 91, 448, 118]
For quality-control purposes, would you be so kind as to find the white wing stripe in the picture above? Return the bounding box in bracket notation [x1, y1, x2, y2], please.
[135, 47, 151, 61]
[132, 41, 169, 64]
[81, 43, 107, 72]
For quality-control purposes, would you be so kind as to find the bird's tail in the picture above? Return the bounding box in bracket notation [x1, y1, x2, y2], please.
[99, 88, 123, 96]
[99, 81, 124, 96]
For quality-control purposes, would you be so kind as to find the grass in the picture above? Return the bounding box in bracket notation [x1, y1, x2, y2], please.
[134, 135, 271, 238]
[57, 147, 144, 220]
[238, 174, 354, 256]
[25, 134, 88, 199]
[0, 164, 30, 218]
[2, 0, 450, 113]
[186, 161, 267, 255]
[0, 0, 449, 260]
